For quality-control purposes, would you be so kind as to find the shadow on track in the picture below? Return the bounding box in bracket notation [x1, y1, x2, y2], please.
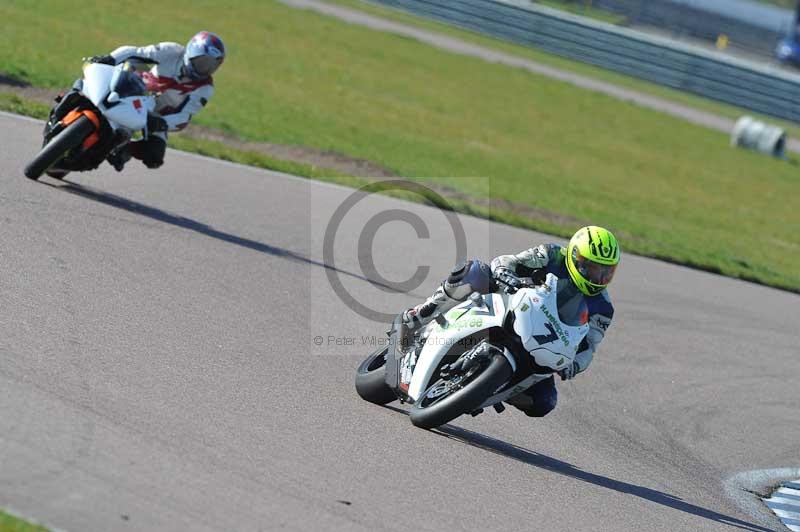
[383, 406, 771, 532]
[46, 179, 412, 295]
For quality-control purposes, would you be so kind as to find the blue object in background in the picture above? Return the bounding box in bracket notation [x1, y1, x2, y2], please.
[776, 37, 800, 66]
[776, 0, 800, 67]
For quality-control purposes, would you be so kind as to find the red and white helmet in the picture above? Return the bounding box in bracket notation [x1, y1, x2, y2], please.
[183, 31, 225, 80]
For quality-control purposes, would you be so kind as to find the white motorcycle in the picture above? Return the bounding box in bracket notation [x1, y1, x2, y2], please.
[355, 273, 589, 429]
[24, 62, 156, 180]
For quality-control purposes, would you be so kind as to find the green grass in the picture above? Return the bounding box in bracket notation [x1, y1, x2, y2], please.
[1, 0, 798, 291]
[0, 93, 48, 119]
[0, 91, 360, 185]
[0, 510, 49, 532]
[167, 135, 356, 183]
[329, 0, 800, 139]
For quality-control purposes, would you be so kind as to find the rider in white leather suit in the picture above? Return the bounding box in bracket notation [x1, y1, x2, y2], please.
[87, 31, 225, 170]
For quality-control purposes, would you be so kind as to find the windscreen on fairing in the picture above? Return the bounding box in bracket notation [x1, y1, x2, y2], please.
[555, 277, 588, 326]
[111, 69, 147, 98]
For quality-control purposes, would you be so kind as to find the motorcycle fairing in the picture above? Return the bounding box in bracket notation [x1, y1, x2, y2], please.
[407, 274, 589, 402]
[82, 63, 153, 131]
[407, 293, 507, 402]
[510, 274, 589, 371]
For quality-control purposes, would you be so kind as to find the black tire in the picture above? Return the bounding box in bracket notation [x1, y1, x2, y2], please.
[355, 345, 396, 405]
[24, 115, 94, 180]
[409, 354, 512, 429]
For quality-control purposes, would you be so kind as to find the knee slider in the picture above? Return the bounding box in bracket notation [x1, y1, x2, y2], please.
[443, 281, 472, 300]
[447, 261, 471, 284]
[444, 260, 494, 299]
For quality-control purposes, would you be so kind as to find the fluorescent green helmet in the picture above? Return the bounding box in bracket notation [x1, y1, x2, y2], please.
[565, 226, 620, 296]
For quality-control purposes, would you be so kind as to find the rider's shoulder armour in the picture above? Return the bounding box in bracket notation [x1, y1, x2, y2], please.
[586, 289, 614, 320]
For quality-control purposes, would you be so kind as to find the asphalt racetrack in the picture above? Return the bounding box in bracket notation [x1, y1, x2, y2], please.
[1, 112, 798, 531]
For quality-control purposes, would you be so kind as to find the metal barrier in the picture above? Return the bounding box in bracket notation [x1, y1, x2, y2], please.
[367, 0, 800, 123]
[593, 0, 792, 58]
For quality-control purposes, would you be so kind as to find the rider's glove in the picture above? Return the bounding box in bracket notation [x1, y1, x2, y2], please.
[558, 361, 580, 381]
[86, 55, 116, 65]
[147, 114, 168, 132]
[530, 267, 547, 286]
[494, 268, 522, 291]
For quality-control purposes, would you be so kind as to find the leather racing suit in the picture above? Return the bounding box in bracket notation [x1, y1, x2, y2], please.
[403, 244, 615, 417]
[108, 42, 214, 168]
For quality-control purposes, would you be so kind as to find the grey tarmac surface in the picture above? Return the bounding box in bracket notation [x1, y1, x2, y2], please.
[282, 0, 800, 154]
[1, 111, 798, 532]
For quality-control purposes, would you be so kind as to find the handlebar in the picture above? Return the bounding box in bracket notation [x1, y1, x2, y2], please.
[494, 273, 537, 294]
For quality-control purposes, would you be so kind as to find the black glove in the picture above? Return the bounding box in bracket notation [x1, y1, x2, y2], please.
[558, 362, 580, 381]
[530, 267, 547, 286]
[494, 268, 522, 292]
[147, 114, 168, 132]
[86, 55, 116, 65]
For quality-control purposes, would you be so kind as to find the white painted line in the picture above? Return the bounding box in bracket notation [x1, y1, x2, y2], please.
[0, 109, 43, 124]
[764, 479, 800, 531]
[0, 108, 371, 195]
[2, 506, 69, 532]
[766, 502, 800, 515]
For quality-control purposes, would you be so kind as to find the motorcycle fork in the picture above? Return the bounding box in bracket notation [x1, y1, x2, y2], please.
[51, 90, 82, 122]
[61, 109, 101, 150]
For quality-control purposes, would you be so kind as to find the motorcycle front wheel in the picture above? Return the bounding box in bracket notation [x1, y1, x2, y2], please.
[409, 354, 511, 429]
[24, 115, 94, 180]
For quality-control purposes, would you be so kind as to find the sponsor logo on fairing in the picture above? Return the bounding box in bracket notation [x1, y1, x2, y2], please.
[540, 305, 569, 346]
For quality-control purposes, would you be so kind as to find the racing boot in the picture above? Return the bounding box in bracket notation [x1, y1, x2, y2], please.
[45, 167, 70, 179]
[107, 145, 132, 172]
[400, 267, 471, 350]
[404, 284, 456, 325]
[398, 284, 460, 351]
[398, 260, 494, 350]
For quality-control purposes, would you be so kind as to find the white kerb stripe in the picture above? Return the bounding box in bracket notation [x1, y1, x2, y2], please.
[764, 480, 800, 531]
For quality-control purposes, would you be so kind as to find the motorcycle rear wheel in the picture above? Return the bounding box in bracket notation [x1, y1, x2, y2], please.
[24, 115, 94, 180]
[409, 354, 511, 429]
[355, 345, 396, 405]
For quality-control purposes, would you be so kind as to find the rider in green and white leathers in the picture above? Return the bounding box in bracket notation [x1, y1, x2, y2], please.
[402, 226, 619, 417]
[490, 243, 614, 377]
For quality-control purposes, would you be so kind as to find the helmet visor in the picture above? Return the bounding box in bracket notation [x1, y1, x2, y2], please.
[573, 248, 617, 286]
[190, 55, 222, 77]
